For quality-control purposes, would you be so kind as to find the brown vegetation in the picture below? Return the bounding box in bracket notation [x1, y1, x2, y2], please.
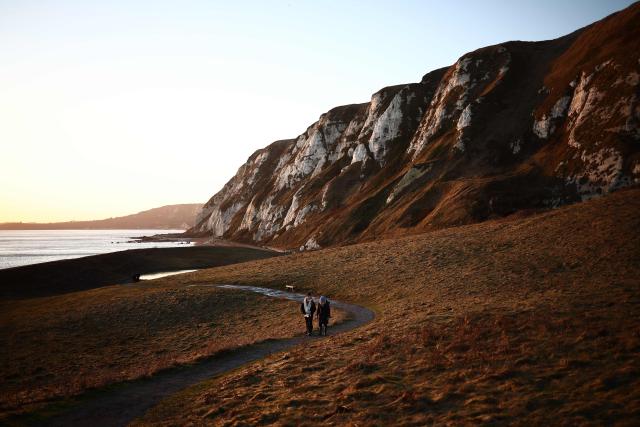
[137, 187, 640, 425]
[191, 3, 640, 251]
[0, 268, 346, 419]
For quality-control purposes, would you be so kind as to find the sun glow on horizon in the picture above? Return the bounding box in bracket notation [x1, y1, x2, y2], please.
[1, 0, 634, 223]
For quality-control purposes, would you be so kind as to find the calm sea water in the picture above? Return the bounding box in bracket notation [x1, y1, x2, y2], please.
[0, 229, 191, 270]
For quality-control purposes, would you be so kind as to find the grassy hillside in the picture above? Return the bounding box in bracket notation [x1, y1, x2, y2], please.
[1, 272, 348, 418]
[136, 187, 640, 425]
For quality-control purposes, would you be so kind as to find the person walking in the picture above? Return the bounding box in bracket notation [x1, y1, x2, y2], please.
[316, 295, 331, 336]
[300, 292, 316, 335]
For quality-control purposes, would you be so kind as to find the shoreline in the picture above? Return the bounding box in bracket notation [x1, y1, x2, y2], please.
[0, 245, 283, 299]
[133, 232, 290, 253]
[0, 230, 288, 272]
[0, 229, 191, 271]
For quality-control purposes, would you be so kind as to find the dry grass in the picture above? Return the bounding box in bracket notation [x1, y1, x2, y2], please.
[0, 277, 346, 418]
[135, 187, 640, 425]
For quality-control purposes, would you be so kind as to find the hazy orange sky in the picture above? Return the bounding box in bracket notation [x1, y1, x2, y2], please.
[1, 0, 633, 223]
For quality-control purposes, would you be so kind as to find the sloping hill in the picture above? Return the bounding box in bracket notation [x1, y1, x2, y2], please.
[142, 186, 640, 425]
[192, 3, 640, 250]
[0, 204, 202, 230]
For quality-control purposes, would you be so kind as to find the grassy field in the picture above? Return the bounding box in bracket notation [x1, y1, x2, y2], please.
[135, 187, 640, 425]
[0, 249, 347, 419]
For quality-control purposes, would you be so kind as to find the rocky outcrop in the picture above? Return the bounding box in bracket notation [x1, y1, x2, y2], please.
[192, 3, 640, 250]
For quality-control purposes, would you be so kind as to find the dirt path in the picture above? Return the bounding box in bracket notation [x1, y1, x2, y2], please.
[35, 286, 374, 427]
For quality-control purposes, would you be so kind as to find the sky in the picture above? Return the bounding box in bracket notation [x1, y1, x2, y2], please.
[0, 0, 635, 222]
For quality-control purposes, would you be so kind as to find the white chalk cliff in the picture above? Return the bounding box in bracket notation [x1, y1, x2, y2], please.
[192, 4, 640, 250]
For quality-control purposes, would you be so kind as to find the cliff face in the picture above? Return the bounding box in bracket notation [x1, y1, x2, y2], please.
[193, 4, 640, 250]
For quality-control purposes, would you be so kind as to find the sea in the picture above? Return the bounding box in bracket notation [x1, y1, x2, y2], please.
[0, 229, 191, 270]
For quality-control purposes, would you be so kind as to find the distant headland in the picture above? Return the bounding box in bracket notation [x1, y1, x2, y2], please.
[0, 204, 202, 230]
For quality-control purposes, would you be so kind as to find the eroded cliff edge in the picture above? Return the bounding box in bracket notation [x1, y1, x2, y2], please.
[191, 4, 640, 250]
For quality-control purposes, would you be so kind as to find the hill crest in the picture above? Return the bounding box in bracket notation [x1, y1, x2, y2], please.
[192, 3, 640, 250]
[0, 204, 203, 230]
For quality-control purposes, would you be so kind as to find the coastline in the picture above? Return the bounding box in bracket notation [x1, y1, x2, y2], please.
[0, 245, 283, 299]
[133, 232, 290, 253]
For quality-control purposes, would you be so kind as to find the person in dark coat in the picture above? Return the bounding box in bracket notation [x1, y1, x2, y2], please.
[316, 295, 331, 336]
[300, 292, 316, 335]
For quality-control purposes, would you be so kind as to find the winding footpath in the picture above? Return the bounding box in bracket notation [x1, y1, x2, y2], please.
[37, 285, 374, 427]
